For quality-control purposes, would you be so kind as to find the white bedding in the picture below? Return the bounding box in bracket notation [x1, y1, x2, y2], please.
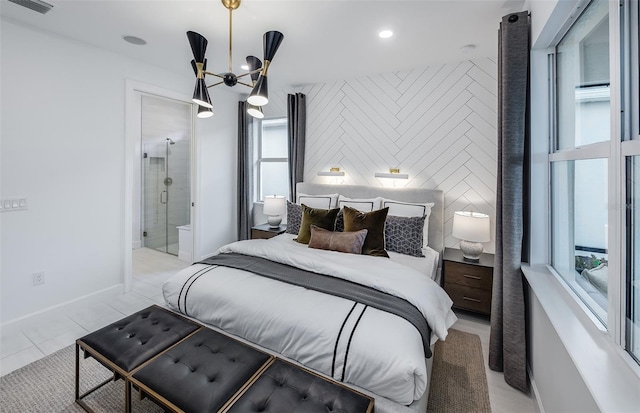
[163, 235, 457, 405]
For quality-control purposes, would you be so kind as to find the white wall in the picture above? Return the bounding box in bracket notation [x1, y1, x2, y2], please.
[0, 19, 238, 323]
[266, 58, 498, 252]
[194, 89, 239, 260]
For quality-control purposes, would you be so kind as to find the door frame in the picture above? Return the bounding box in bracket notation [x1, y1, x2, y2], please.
[124, 80, 197, 292]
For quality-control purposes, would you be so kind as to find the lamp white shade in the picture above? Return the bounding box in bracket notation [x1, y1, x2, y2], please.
[263, 195, 286, 216]
[452, 211, 490, 242]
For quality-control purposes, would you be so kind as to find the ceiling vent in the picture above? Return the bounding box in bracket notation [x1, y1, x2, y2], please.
[8, 0, 54, 14]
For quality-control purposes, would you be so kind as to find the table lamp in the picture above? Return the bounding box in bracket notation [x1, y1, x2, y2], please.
[452, 211, 490, 262]
[263, 195, 286, 228]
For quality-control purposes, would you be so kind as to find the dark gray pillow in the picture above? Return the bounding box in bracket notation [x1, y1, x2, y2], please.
[384, 215, 425, 257]
[285, 201, 302, 235]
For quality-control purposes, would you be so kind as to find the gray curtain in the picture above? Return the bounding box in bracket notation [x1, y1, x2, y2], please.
[287, 93, 306, 202]
[489, 11, 530, 394]
[237, 101, 252, 240]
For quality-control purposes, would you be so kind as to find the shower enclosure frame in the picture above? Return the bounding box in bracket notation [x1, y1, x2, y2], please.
[125, 79, 198, 293]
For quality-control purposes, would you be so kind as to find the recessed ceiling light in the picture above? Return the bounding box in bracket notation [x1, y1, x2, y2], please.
[461, 44, 477, 54]
[122, 35, 147, 45]
[378, 30, 393, 39]
[241, 64, 249, 70]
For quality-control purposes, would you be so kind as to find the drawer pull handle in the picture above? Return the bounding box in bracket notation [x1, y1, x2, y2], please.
[463, 296, 481, 303]
[463, 274, 482, 280]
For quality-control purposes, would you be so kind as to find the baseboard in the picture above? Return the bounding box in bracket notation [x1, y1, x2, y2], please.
[0, 284, 124, 328]
[133, 240, 142, 249]
[528, 365, 545, 413]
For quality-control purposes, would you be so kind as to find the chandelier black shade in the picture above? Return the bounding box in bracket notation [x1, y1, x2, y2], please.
[246, 55, 262, 82]
[263, 31, 284, 62]
[186, 0, 283, 119]
[187, 31, 208, 63]
[193, 78, 212, 108]
[197, 104, 213, 118]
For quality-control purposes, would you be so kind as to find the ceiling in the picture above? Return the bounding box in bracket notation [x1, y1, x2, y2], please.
[1, 0, 525, 92]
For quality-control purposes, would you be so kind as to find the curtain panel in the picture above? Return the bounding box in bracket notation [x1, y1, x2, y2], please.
[489, 11, 530, 394]
[237, 101, 252, 241]
[287, 93, 306, 202]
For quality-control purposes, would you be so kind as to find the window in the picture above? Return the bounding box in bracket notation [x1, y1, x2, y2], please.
[551, 0, 610, 324]
[549, 0, 640, 364]
[624, 0, 640, 364]
[254, 118, 289, 201]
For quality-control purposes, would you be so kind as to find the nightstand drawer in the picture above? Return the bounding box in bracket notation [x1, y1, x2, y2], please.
[251, 224, 286, 240]
[251, 229, 278, 240]
[444, 282, 492, 315]
[444, 261, 493, 290]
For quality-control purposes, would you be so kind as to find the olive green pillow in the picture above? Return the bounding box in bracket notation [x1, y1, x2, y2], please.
[295, 204, 340, 244]
[343, 205, 389, 257]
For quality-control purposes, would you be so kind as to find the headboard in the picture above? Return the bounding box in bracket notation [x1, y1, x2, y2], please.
[296, 182, 444, 255]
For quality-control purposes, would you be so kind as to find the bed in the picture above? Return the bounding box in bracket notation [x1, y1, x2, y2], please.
[163, 183, 457, 412]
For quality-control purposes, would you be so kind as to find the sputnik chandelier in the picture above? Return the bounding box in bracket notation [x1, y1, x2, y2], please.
[187, 0, 284, 119]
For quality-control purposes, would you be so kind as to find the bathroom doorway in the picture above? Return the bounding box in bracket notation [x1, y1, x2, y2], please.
[140, 95, 191, 257]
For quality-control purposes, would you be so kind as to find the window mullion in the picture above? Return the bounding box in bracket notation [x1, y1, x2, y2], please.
[608, 0, 623, 344]
[549, 141, 611, 161]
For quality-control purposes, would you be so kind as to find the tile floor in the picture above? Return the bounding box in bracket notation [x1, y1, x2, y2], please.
[0, 248, 537, 412]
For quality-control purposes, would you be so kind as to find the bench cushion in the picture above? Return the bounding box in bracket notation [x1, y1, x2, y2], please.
[79, 305, 200, 372]
[133, 328, 271, 412]
[227, 359, 373, 413]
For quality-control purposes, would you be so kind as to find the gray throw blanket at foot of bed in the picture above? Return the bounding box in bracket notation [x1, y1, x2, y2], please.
[199, 253, 432, 357]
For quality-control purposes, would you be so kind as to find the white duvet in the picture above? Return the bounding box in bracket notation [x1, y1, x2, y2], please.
[163, 234, 457, 405]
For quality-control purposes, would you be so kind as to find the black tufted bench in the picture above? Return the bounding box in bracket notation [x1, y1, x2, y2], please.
[222, 358, 374, 413]
[75, 305, 201, 413]
[128, 328, 273, 412]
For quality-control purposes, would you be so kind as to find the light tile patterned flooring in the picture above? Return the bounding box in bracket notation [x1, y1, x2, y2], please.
[0, 249, 537, 412]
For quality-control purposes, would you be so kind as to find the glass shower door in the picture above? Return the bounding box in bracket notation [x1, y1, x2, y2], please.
[143, 138, 190, 255]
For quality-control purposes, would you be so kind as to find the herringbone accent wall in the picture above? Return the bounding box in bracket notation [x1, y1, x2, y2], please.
[267, 57, 497, 252]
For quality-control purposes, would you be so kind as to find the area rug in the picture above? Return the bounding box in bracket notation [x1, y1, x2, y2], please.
[1, 329, 490, 412]
[427, 329, 491, 413]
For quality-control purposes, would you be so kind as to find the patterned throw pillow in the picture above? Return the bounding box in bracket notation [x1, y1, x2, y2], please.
[308, 225, 368, 255]
[335, 210, 344, 232]
[343, 206, 389, 257]
[285, 201, 302, 235]
[384, 215, 426, 257]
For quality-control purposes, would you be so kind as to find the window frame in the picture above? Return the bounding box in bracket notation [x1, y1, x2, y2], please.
[253, 117, 289, 202]
[547, 0, 640, 365]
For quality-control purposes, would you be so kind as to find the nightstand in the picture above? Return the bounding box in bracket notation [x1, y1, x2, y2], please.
[443, 247, 494, 316]
[251, 223, 286, 240]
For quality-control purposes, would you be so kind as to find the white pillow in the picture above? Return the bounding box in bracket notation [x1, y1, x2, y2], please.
[297, 193, 339, 209]
[337, 195, 383, 212]
[382, 199, 435, 247]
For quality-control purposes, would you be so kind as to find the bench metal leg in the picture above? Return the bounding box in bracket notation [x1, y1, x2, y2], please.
[75, 341, 117, 413]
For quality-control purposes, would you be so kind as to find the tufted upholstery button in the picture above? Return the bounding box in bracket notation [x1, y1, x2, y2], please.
[78, 305, 199, 373]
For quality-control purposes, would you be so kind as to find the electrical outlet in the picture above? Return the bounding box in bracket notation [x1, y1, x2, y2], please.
[32, 272, 45, 286]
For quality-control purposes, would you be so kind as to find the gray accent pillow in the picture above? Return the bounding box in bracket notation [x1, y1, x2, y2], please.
[308, 225, 368, 255]
[384, 215, 425, 257]
[285, 201, 302, 235]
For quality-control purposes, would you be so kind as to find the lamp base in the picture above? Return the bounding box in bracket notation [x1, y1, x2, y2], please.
[459, 240, 483, 262]
[267, 215, 282, 229]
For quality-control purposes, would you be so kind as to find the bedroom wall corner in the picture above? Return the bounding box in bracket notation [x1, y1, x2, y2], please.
[269, 59, 498, 253]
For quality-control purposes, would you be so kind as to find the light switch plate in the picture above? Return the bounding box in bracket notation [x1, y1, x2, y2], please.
[1, 197, 28, 212]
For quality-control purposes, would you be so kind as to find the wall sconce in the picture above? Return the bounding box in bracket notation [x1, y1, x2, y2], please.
[375, 168, 408, 179]
[317, 167, 345, 177]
